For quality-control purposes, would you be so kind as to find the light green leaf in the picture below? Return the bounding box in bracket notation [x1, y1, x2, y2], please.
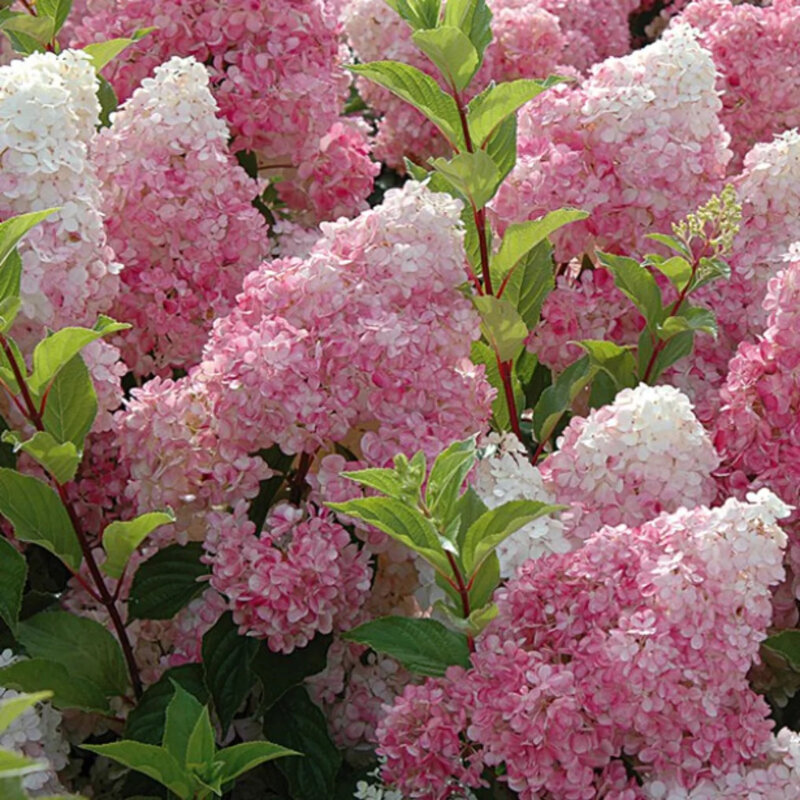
[101, 510, 175, 580]
[185, 706, 215, 770]
[343, 617, 470, 676]
[349, 62, 463, 150]
[385, 0, 441, 30]
[327, 496, 449, 574]
[216, 741, 298, 784]
[597, 251, 663, 331]
[467, 550, 499, 609]
[0, 335, 24, 396]
[412, 26, 478, 91]
[128, 543, 209, 621]
[694, 255, 731, 290]
[18, 611, 128, 697]
[0, 210, 57, 271]
[0, 691, 51, 735]
[485, 113, 516, 183]
[576, 340, 637, 391]
[657, 307, 717, 341]
[425, 437, 477, 522]
[2, 431, 79, 484]
[474, 294, 528, 362]
[339, 468, 414, 501]
[468, 78, 551, 146]
[81, 742, 194, 800]
[492, 209, 588, 286]
[0, 469, 81, 570]
[532, 355, 595, 444]
[442, 0, 492, 63]
[430, 149, 500, 210]
[0, 749, 47, 778]
[646, 232, 691, 259]
[42, 355, 98, 449]
[0, 297, 21, 333]
[0, 537, 26, 636]
[81, 28, 153, 72]
[645, 254, 692, 291]
[163, 683, 207, 766]
[0, 249, 21, 305]
[500, 240, 554, 329]
[0, 13, 54, 46]
[36, 0, 73, 33]
[461, 500, 561, 573]
[0, 658, 110, 713]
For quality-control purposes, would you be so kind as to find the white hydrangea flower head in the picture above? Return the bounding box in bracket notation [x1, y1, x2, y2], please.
[0, 49, 121, 332]
[542, 384, 720, 542]
[474, 433, 571, 577]
[0, 650, 70, 792]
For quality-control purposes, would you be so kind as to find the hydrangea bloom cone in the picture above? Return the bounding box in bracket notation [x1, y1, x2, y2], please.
[378, 491, 791, 798]
[93, 56, 269, 375]
[681, 0, 800, 170]
[541, 384, 719, 542]
[492, 24, 732, 261]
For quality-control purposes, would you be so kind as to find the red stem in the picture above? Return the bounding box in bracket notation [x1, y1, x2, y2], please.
[0, 332, 143, 698]
[445, 551, 474, 651]
[496, 357, 524, 443]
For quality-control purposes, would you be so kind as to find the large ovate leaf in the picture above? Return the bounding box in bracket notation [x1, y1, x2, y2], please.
[42, 355, 98, 449]
[265, 687, 341, 800]
[18, 611, 128, 697]
[36, 0, 73, 33]
[500, 240, 554, 329]
[532, 355, 595, 445]
[101, 510, 175, 580]
[1, 431, 79, 484]
[0, 209, 56, 271]
[162, 683, 206, 766]
[492, 209, 588, 286]
[412, 26, 478, 91]
[468, 78, 551, 146]
[461, 500, 561, 573]
[327, 497, 449, 573]
[128, 542, 209, 621]
[485, 112, 516, 183]
[597, 251, 662, 331]
[385, 0, 441, 30]
[0, 469, 81, 570]
[348, 62, 463, 149]
[425, 437, 477, 522]
[0, 249, 21, 306]
[81, 28, 153, 72]
[201, 612, 259, 736]
[0, 537, 26, 636]
[657, 306, 717, 340]
[430, 150, 500, 210]
[343, 616, 470, 676]
[473, 294, 528, 362]
[442, 0, 492, 63]
[577, 340, 637, 391]
[216, 741, 297, 783]
[81, 742, 194, 800]
[0, 658, 110, 713]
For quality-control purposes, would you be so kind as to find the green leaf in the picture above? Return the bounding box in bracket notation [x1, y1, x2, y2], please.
[694, 255, 731, 290]
[0, 776, 26, 800]
[461, 500, 560, 573]
[36, 0, 73, 34]
[473, 294, 528, 362]
[467, 551, 500, 609]
[81, 742, 194, 800]
[468, 79, 550, 146]
[202, 612, 259, 736]
[646, 232, 691, 259]
[470, 340, 523, 432]
[265, 687, 340, 800]
[0, 13, 54, 46]
[763, 630, 800, 671]
[597, 251, 663, 331]
[344, 616, 470, 676]
[385, 0, 441, 30]
[0, 469, 81, 570]
[0, 335, 23, 396]
[97, 74, 118, 128]
[125, 665, 208, 745]
[0, 691, 51, 735]
[492, 209, 588, 287]
[430, 150, 500, 210]
[576, 340, 637, 390]
[412, 26, 478, 91]
[0, 658, 110, 713]
[637, 327, 694, 384]
[216, 741, 297, 784]
[442, 0, 492, 63]
[348, 62, 463, 149]
[532, 355, 595, 444]
[0, 297, 21, 333]
[2, 431, 79, 484]
[0, 210, 57, 271]
[485, 113, 516, 183]
[252, 634, 331, 712]
[645, 254, 692, 291]
[326, 497, 448, 574]
[657, 307, 717, 340]
[339, 468, 414, 501]
[18, 611, 128, 696]
[0, 538, 26, 636]
[425, 437, 477, 522]
[128, 543, 209, 621]
[42, 355, 98, 449]
[29, 322, 126, 396]
[81, 28, 153, 72]
[0, 749, 47, 778]
[501, 240, 555, 330]
[101, 511, 175, 580]
[0, 249, 21, 305]
[162, 683, 207, 766]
